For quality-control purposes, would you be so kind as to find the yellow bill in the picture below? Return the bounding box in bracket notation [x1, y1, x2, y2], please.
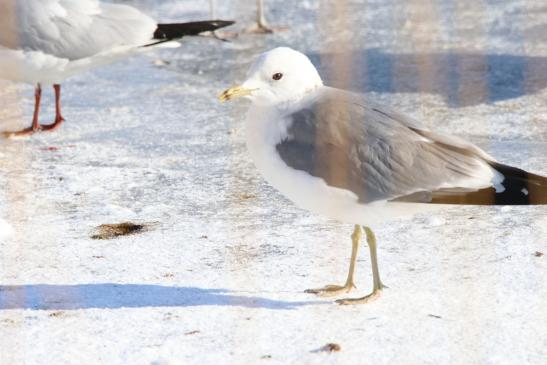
[218, 86, 256, 102]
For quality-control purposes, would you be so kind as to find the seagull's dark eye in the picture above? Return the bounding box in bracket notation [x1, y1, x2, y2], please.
[272, 73, 283, 81]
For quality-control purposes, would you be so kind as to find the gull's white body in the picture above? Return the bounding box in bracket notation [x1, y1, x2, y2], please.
[245, 101, 441, 227]
[0, 0, 167, 84]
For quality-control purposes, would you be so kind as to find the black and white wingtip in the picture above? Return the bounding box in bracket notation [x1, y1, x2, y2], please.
[153, 20, 235, 41]
[488, 163, 547, 205]
[426, 162, 547, 206]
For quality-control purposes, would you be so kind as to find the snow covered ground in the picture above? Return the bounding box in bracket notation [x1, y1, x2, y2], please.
[0, 0, 546, 364]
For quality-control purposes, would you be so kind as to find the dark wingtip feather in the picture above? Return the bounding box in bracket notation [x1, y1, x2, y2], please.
[489, 162, 547, 205]
[399, 163, 547, 206]
[153, 20, 235, 40]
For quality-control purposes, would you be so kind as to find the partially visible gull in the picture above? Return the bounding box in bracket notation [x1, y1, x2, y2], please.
[210, 0, 283, 34]
[0, 0, 233, 137]
[220, 47, 547, 305]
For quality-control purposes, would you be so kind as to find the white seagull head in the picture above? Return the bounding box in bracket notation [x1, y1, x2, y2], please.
[220, 47, 323, 107]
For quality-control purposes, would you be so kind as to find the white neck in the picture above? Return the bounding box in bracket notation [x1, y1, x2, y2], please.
[245, 105, 289, 147]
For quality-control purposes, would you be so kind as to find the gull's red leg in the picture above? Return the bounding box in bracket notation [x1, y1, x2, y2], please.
[31, 84, 42, 130]
[2, 83, 43, 137]
[41, 84, 65, 132]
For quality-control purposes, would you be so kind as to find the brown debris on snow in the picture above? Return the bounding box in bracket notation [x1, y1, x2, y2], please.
[90, 222, 154, 240]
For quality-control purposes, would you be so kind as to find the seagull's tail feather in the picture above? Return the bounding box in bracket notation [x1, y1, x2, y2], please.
[488, 162, 547, 205]
[420, 163, 547, 205]
[153, 20, 234, 41]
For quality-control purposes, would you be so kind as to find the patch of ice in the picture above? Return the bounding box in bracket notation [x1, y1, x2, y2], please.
[424, 216, 446, 227]
[0, 219, 14, 239]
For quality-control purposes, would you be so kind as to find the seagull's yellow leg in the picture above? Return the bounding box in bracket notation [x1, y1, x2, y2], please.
[336, 226, 385, 305]
[305, 225, 361, 297]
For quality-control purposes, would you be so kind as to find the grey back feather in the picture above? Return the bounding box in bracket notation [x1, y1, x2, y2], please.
[276, 88, 493, 203]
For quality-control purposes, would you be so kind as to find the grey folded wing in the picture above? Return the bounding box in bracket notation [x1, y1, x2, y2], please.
[0, 0, 156, 60]
[276, 88, 499, 204]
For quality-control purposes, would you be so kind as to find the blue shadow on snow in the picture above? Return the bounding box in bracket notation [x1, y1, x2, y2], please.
[0, 284, 324, 310]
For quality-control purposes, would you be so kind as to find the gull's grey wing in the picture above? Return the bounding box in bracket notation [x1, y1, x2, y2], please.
[276, 88, 510, 204]
[0, 0, 156, 60]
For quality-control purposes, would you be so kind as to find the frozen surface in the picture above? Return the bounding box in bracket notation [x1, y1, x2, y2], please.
[0, 0, 546, 364]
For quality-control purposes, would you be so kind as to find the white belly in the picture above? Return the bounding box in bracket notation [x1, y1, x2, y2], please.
[0, 49, 70, 84]
[0, 46, 139, 84]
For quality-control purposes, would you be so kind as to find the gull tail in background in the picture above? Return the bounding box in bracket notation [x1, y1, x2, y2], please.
[147, 20, 235, 46]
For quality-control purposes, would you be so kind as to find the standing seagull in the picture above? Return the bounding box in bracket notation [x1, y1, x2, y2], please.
[220, 47, 547, 305]
[210, 0, 281, 34]
[0, 0, 233, 137]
